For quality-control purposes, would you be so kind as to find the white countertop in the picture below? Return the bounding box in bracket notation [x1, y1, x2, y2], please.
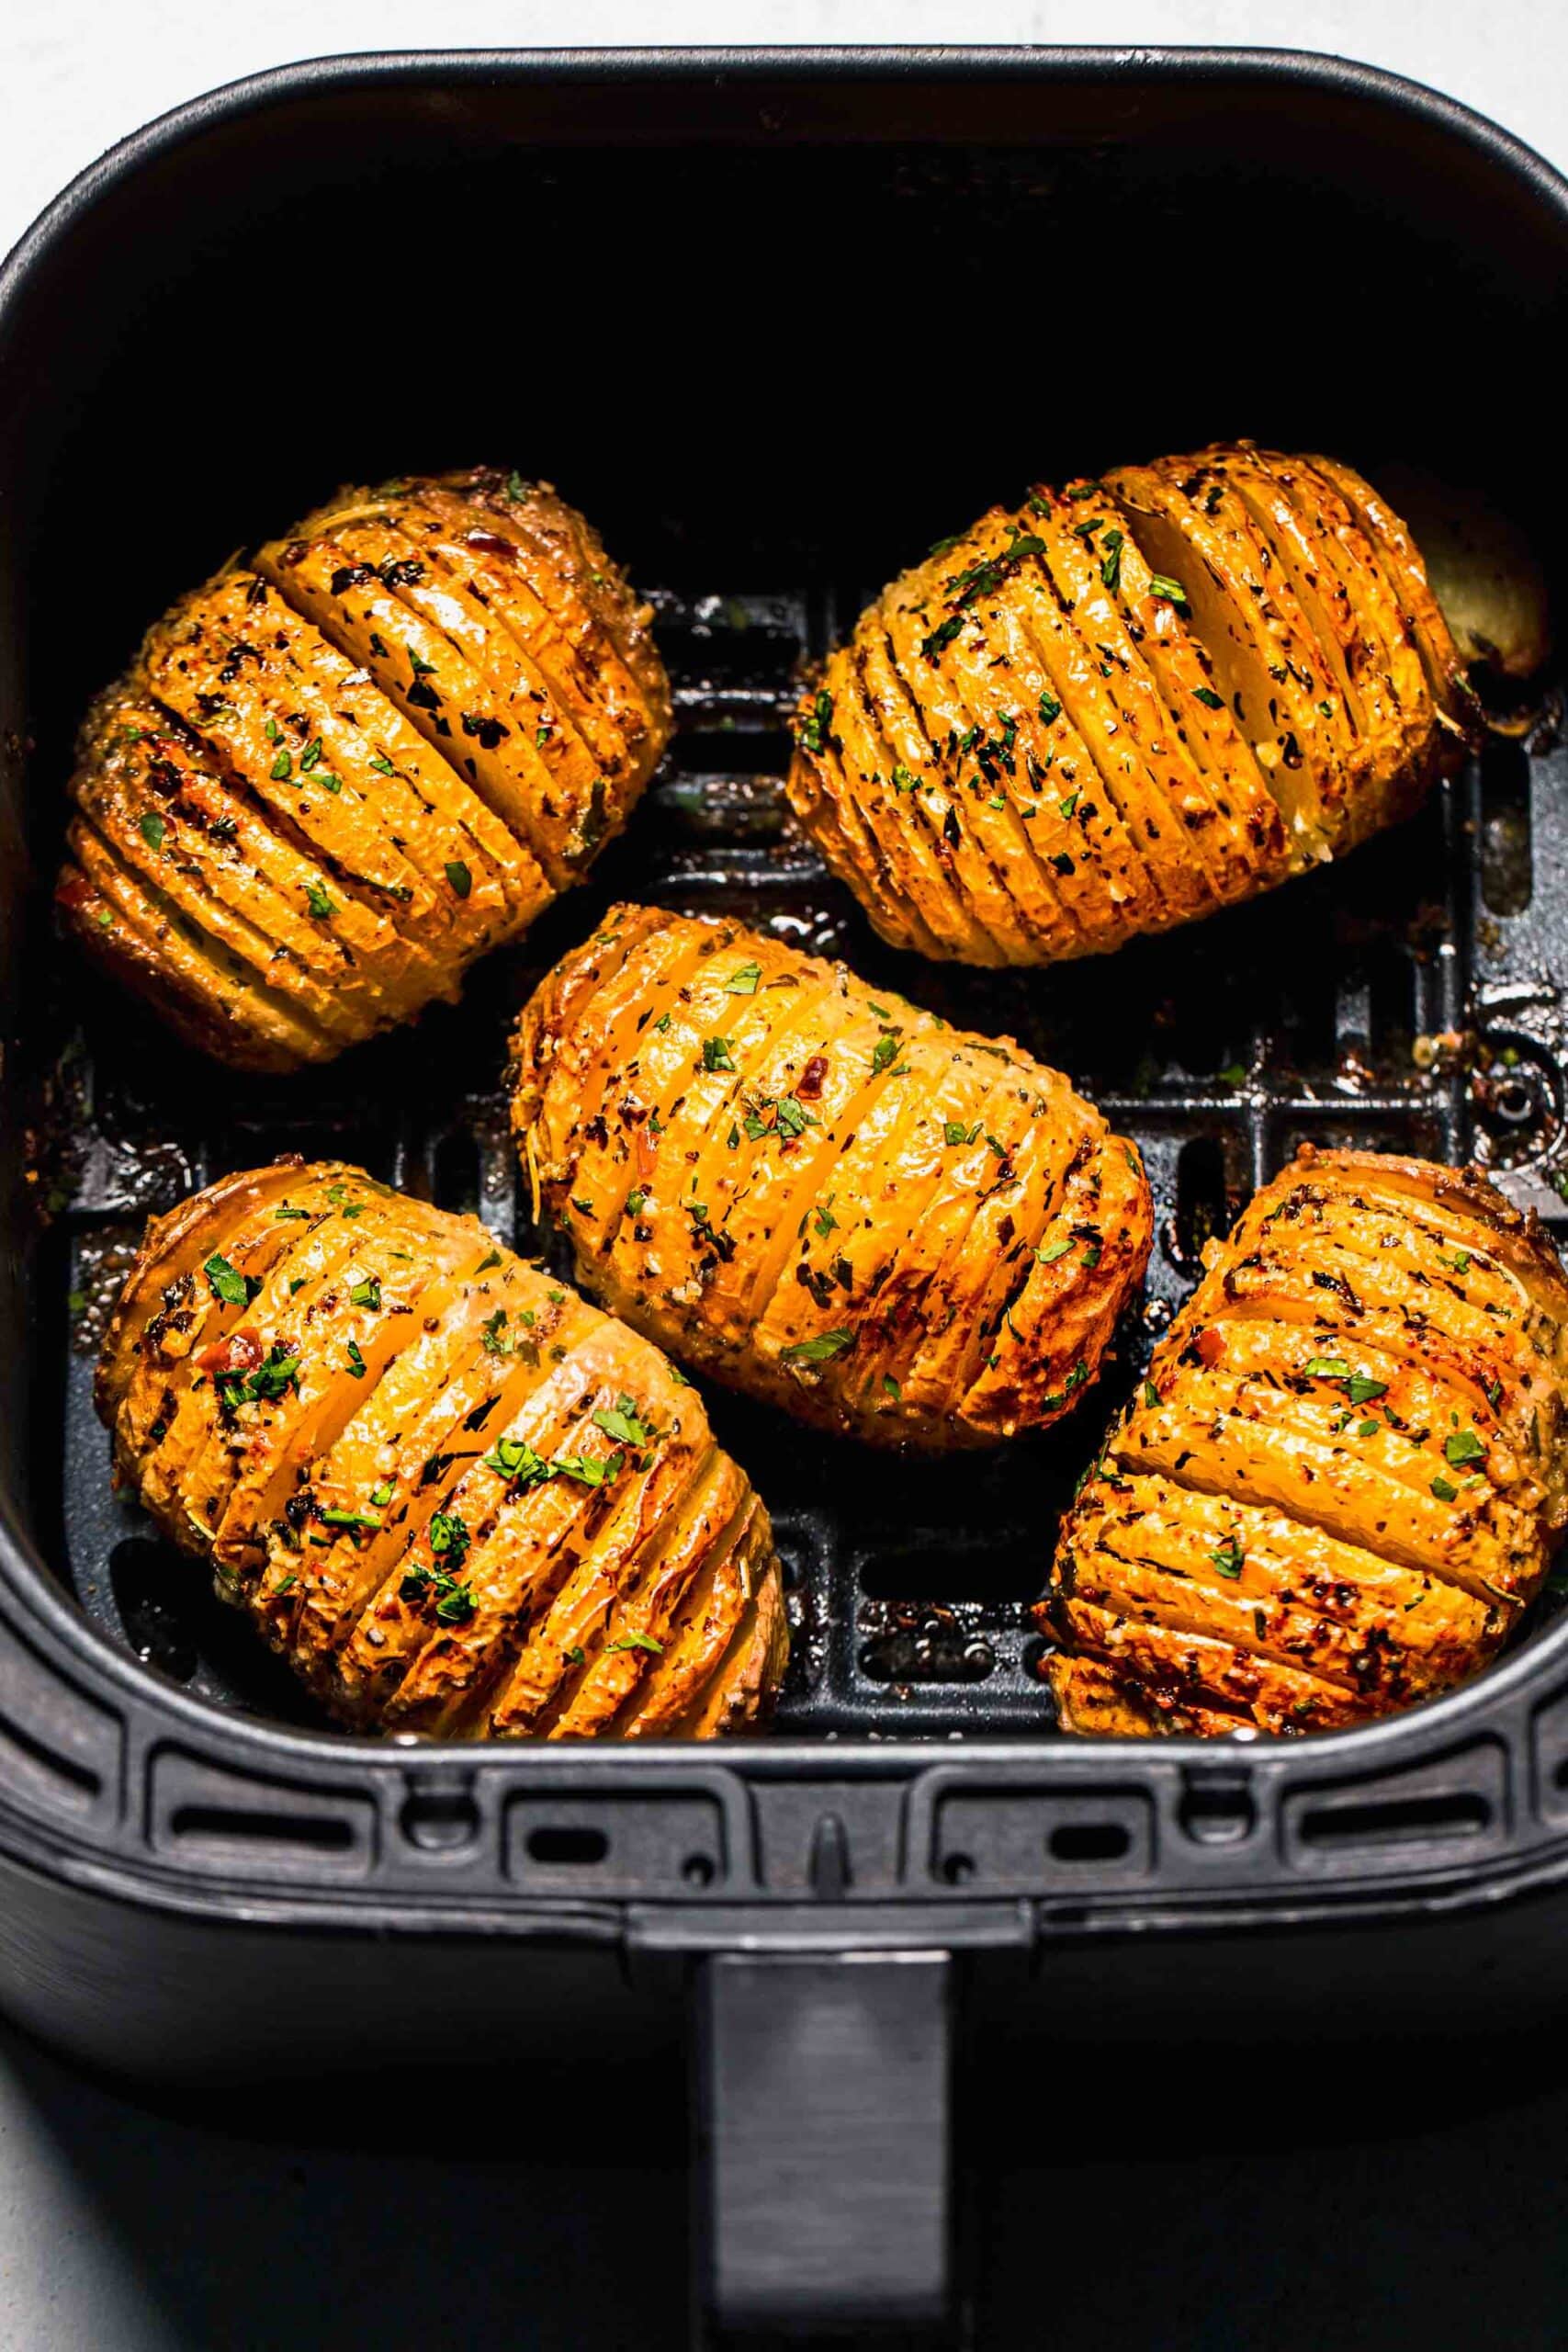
[2, 7, 1564, 2347]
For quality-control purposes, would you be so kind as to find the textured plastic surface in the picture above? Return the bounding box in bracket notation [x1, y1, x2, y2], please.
[5, 51, 1568, 2132]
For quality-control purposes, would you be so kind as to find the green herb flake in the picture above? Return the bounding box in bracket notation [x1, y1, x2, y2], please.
[348, 1277, 381, 1311]
[1431, 1474, 1459, 1502]
[1193, 685, 1224, 710]
[138, 811, 166, 851]
[369, 752, 396, 775]
[702, 1035, 736, 1073]
[305, 881, 336, 920]
[780, 1328, 855, 1366]
[344, 1340, 367, 1379]
[1146, 572, 1190, 609]
[1210, 1536, 1245, 1579]
[605, 1632, 663, 1656]
[1444, 1430, 1485, 1468]
[444, 859, 472, 899]
[723, 960, 762, 996]
[1036, 1237, 1074, 1264]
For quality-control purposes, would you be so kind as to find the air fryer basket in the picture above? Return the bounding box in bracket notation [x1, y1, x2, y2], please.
[6, 49, 1568, 2338]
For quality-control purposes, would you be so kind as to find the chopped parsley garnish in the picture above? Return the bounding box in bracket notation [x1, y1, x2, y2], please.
[445, 859, 472, 899]
[480, 1308, 511, 1356]
[871, 1029, 903, 1075]
[216, 1344, 300, 1408]
[799, 689, 834, 754]
[139, 811, 165, 851]
[1430, 1475, 1459, 1502]
[1099, 528, 1124, 591]
[203, 1251, 260, 1307]
[369, 752, 396, 775]
[702, 1035, 736, 1073]
[1035, 1237, 1073, 1263]
[1210, 1536, 1245, 1579]
[723, 960, 761, 995]
[305, 881, 335, 920]
[780, 1328, 855, 1365]
[605, 1632, 663, 1656]
[883, 1374, 902, 1400]
[271, 749, 293, 781]
[368, 1482, 394, 1509]
[1444, 1430, 1485, 1468]
[344, 1340, 367, 1378]
[593, 1396, 655, 1448]
[1146, 573, 1189, 609]
[428, 1510, 469, 1561]
[1193, 685, 1224, 710]
[1038, 691, 1062, 725]
[1144, 1381, 1160, 1408]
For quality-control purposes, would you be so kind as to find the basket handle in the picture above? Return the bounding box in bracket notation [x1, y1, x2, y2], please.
[694, 1948, 957, 2343]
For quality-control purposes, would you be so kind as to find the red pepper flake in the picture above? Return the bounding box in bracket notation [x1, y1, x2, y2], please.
[196, 1327, 264, 1376]
[1194, 1325, 1225, 1368]
[797, 1055, 829, 1102]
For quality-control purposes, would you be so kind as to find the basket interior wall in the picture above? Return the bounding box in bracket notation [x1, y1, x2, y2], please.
[7, 69, 1568, 1742]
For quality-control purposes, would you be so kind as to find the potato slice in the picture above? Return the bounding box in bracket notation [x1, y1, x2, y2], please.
[511, 906, 1151, 1446]
[96, 1163, 784, 1740]
[1042, 1147, 1568, 1735]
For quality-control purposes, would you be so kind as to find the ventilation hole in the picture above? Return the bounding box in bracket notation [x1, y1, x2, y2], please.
[670, 729, 795, 781]
[1179, 1779, 1257, 1844]
[431, 1127, 481, 1216]
[859, 1544, 1039, 1604]
[168, 1804, 355, 1851]
[1048, 1820, 1132, 1864]
[941, 1851, 976, 1885]
[1168, 1135, 1230, 1271]
[860, 1632, 995, 1684]
[400, 1788, 481, 1852]
[1480, 738, 1533, 915]
[525, 1824, 609, 1866]
[110, 1537, 199, 1682]
[1297, 1792, 1490, 1849]
[682, 1852, 716, 1887]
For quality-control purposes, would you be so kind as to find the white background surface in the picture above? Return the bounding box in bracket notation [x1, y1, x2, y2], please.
[2, 6, 1565, 2348]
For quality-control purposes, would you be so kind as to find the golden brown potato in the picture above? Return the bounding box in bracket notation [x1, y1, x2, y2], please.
[97, 1160, 784, 1739]
[1040, 1147, 1568, 1736]
[57, 469, 671, 1069]
[787, 443, 1481, 966]
[508, 904, 1153, 1447]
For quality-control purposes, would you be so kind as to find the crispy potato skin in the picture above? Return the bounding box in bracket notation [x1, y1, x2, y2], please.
[509, 904, 1153, 1447]
[1040, 1147, 1568, 1736]
[787, 444, 1478, 967]
[57, 469, 671, 1069]
[97, 1159, 784, 1740]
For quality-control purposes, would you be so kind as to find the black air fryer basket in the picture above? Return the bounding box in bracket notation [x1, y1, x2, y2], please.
[5, 47, 1568, 2338]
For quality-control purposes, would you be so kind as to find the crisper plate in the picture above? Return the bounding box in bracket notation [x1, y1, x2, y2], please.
[40, 573, 1568, 1740]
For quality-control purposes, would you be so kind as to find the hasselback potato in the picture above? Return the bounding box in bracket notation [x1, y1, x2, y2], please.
[508, 904, 1153, 1447]
[98, 1161, 784, 1739]
[1042, 1148, 1568, 1736]
[58, 469, 671, 1069]
[787, 443, 1480, 967]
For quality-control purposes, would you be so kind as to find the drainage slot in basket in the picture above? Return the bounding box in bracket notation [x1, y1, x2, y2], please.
[525, 1824, 609, 1866]
[431, 1127, 481, 1216]
[1298, 1791, 1490, 1849]
[1480, 737, 1533, 915]
[1048, 1820, 1132, 1864]
[1170, 1135, 1230, 1268]
[168, 1804, 355, 1851]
